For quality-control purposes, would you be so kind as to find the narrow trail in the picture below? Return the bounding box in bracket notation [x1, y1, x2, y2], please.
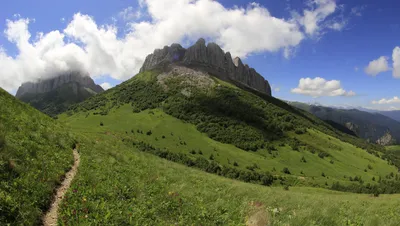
[43, 149, 80, 226]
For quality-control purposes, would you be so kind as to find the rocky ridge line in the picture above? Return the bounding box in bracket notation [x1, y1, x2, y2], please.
[16, 71, 104, 98]
[140, 38, 272, 95]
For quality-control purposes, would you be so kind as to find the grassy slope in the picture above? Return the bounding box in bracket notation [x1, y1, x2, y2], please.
[57, 69, 400, 224]
[62, 106, 397, 187]
[0, 89, 74, 225]
[57, 130, 400, 225]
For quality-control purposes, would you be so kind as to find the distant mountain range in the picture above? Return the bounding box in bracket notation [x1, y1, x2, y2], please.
[16, 71, 104, 117]
[289, 101, 400, 145]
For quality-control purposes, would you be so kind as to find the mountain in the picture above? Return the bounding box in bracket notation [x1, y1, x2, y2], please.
[0, 88, 74, 225]
[3, 39, 400, 225]
[65, 39, 397, 191]
[16, 71, 104, 117]
[378, 110, 400, 122]
[140, 38, 271, 95]
[289, 101, 400, 145]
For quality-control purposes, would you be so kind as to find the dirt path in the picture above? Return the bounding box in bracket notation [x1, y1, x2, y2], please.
[43, 149, 80, 226]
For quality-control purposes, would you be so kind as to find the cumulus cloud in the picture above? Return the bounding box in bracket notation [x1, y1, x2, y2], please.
[100, 82, 113, 90]
[364, 56, 390, 76]
[119, 6, 143, 21]
[291, 77, 355, 97]
[392, 47, 400, 78]
[372, 96, 400, 105]
[0, 0, 344, 93]
[293, 0, 338, 36]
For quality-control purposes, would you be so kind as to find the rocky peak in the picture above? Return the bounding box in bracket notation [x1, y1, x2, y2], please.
[139, 38, 272, 95]
[16, 71, 104, 98]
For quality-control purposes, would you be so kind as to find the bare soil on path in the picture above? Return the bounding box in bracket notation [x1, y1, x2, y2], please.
[43, 149, 80, 226]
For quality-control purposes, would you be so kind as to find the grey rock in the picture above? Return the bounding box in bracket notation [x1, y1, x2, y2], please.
[377, 131, 396, 146]
[16, 71, 104, 98]
[139, 38, 272, 95]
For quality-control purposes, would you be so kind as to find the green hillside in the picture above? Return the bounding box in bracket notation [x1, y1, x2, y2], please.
[63, 69, 399, 191]
[0, 89, 75, 225]
[56, 130, 400, 225]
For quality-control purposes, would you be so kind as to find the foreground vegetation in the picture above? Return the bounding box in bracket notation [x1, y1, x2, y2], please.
[58, 131, 400, 225]
[0, 89, 74, 225]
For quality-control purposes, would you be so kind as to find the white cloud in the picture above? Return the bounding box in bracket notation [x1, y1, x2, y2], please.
[392, 47, 400, 78]
[100, 82, 113, 90]
[372, 96, 400, 105]
[327, 21, 346, 31]
[293, 0, 338, 36]
[351, 5, 366, 17]
[354, 66, 359, 72]
[0, 0, 344, 93]
[364, 56, 390, 76]
[291, 77, 355, 97]
[119, 6, 142, 21]
[271, 84, 281, 92]
[61, 17, 65, 23]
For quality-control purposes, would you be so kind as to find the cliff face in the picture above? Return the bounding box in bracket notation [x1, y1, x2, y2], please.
[16, 71, 104, 98]
[15, 71, 104, 116]
[139, 38, 272, 95]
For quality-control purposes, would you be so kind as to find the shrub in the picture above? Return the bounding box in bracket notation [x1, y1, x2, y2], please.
[233, 162, 239, 167]
[209, 154, 215, 160]
[100, 122, 104, 126]
[330, 160, 334, 164]
[321, 172, 326, 177]
[162, 135, 166, 139]
[146, 130, 152, 136]
[295, 128, 306, 135]
[284, 185, 290, 190]
[190, 150, 196, 155]
[301, 156, 307, 163]
[318, 152, 330, 159]
[282, 167, 291, 175]
[198, 150, 203, 155]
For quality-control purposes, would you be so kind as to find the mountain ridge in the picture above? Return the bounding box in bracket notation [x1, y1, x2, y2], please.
[15, 71, 104, 116]
[140, 38, 272, 95]
[16, 71, 103, 98]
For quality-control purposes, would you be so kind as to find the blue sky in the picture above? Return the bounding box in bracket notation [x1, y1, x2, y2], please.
[1, 0, 400, 110]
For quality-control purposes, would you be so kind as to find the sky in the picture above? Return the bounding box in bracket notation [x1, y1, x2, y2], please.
[1, 0, 400, 111]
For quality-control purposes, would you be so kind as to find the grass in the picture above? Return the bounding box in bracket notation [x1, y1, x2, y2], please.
[0, 89, 74, 225]
[60, 105, 398, 188]
[57, 130, 400, 225]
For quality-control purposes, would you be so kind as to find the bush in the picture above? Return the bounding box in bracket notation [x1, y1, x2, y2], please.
[233, 162, 239, 167]
[330, 160, 334, 164]
[318, 152, 330, 159]
[321, 172, 326, 177]
[301, 156, 307, 163]
[282, 167, 291, 174]
[209, 154, 215, 160]
[284, 185, 290, 190]
[146, 130, 152, 136]
[100, 122, 104, 126]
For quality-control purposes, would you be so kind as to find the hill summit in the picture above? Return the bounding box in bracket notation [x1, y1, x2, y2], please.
[16, 71, 104, 116]
[140, 38, 272, 95]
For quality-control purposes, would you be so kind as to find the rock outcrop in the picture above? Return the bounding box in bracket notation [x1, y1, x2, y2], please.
[376, 131, 396, 146]
[139, 38, 271, 95]
[16, 71, 104, 98]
